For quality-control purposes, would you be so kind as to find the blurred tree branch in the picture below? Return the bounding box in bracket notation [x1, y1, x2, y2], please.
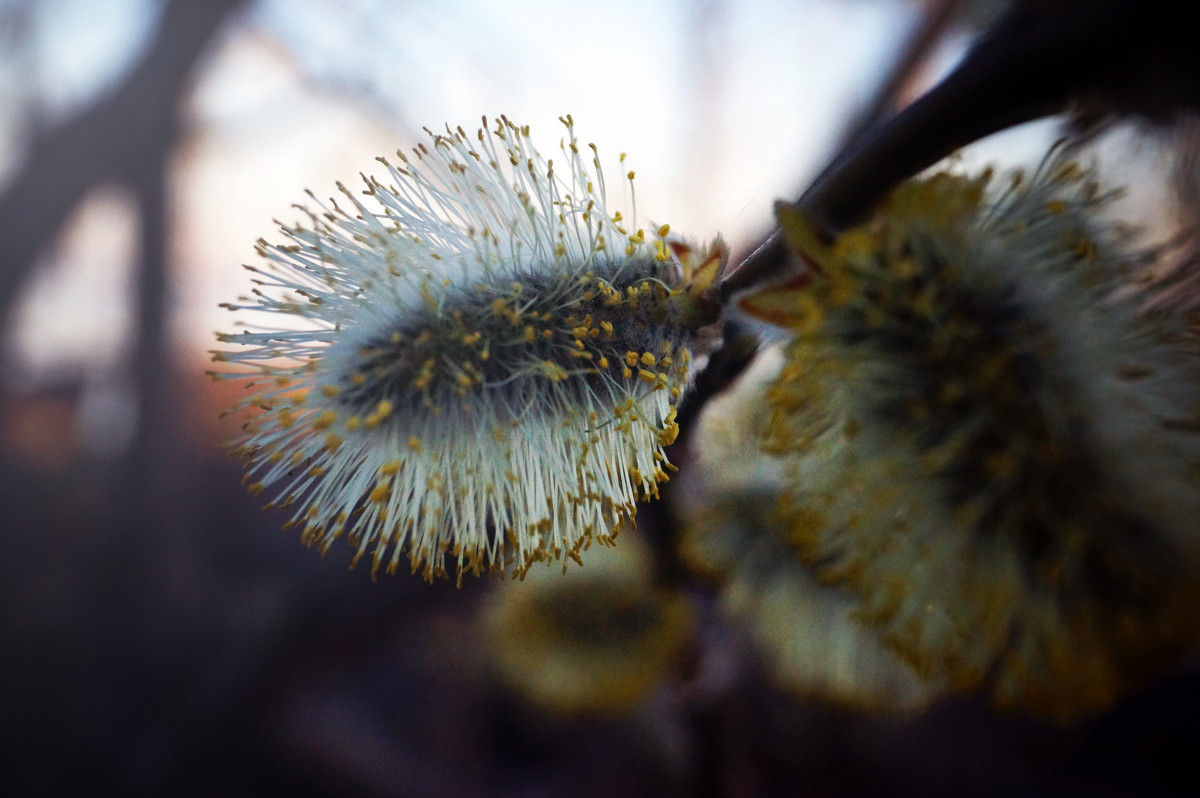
[0, 0, 247, 323]
[721, 0, 1200, 299]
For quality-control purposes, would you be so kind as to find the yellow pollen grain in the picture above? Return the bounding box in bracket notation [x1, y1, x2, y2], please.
[409, 436, 424, 452]
[381, 460, 401, 476]
[345, 416, 361, 430]
[312, 409, 337, 430]
[321, 384, 340, 397]
[370, 483, 391, 503]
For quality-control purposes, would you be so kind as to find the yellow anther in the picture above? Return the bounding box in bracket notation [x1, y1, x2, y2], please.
[312, 409, 337, 430]
[624, 351, 639, 368]
[600, 320, 613, 337]
[345, 416, 361, 431]
[598, 357, 609, 369]
[640, 352, 657, 366]
[409, 436, 423, 452]
[543, 361, 568, 381]
[321, 384, 340, 397]
[638, 369, 656, 383]
[370, 483, 391, 503]
[656, 223, 670, 237]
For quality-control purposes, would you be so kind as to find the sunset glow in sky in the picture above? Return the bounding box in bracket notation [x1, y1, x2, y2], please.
[2, 0, 916, 383]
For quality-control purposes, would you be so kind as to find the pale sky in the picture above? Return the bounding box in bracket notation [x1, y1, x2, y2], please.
[3, 0, 916, 383]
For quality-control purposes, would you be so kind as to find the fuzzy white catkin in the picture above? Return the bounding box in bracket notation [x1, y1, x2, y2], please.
[213, 116, 724, 583]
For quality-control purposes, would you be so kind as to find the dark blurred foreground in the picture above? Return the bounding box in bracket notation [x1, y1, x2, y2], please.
[1, 370, 1199, 798]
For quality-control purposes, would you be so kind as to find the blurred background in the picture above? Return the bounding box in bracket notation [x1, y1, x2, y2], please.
[1, 0, 1198, 795]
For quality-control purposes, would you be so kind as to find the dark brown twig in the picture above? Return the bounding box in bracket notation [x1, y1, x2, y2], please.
[720, 0, 1200, 300]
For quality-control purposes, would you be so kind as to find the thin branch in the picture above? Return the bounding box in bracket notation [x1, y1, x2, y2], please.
[720, 0, 1200, 299]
